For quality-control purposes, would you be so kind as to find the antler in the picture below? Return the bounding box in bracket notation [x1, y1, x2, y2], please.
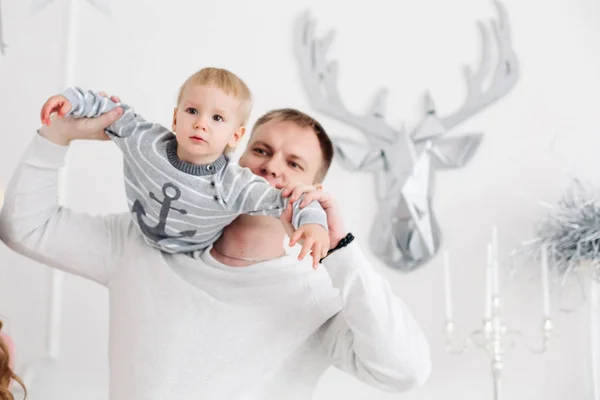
[294, 12, 405, 146]
[294, 11, 419, 193]
[413, 0, 519, 140]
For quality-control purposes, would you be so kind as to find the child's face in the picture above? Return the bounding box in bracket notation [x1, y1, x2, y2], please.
[172, 84, 245, 165]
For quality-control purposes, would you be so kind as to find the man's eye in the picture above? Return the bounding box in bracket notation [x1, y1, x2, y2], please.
[213, 115, 223, 122]
[253, 148, 267, 155]
[186, 108, 198, 115]
[289, 161, 302, 170]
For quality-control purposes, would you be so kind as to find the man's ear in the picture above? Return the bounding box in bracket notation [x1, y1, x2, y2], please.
[227, 125, 246, 148]
[171, 107, 178, 131]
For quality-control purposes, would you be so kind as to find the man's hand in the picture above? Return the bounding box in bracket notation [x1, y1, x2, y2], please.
[289, 223, 330, 269]
[38, 93, 122, 146]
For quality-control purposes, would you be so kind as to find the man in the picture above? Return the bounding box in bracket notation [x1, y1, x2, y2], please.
[0, 103, 431, 399]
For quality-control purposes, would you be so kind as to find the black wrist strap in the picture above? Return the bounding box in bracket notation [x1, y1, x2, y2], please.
[319, 233, 355, 263]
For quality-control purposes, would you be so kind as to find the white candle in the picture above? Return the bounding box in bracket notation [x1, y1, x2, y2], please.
[485, 243, 493, 320]
[540, 245, 551, 318]
[443, 250, 453, 321]
[491, 225, 500, 297]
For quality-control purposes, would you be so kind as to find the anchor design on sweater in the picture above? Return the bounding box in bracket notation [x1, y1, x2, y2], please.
[131, 182, 196, 242]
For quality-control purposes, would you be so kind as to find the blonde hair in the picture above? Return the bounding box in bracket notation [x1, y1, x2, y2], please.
[177, 67, 253, 125]
[0, 321, 26, 400]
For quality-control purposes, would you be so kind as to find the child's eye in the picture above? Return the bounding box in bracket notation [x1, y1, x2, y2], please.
[288, 161, 301, 169]
[253, 148, 267, 155]
[186, 107, 198, 115]
[212, 115, 223, 122]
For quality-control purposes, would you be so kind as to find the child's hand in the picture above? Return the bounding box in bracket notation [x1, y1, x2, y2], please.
[289, 223, 330, 269]
[40, 95, 72, 126]
[281, 183, 347, 250]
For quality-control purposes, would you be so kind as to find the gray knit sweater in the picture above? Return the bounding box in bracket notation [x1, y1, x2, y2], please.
[63, 87, 328, 253]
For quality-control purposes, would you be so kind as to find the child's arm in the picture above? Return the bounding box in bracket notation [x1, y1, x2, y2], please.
[227, 166, 330, 267]
[41, 87, 157, 141]
[229, 167, 328, 228]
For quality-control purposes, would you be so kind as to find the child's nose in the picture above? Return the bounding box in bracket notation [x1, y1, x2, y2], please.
[194, 116, 208, 130]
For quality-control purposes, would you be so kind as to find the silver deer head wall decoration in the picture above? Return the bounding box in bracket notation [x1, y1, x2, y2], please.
[294, 1, 519, 272]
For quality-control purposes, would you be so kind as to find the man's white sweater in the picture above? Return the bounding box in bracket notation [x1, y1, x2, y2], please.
[0, 134, 431, 400]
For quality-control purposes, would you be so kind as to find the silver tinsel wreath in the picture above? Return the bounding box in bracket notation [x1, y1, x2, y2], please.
[528, 178, 600, 277]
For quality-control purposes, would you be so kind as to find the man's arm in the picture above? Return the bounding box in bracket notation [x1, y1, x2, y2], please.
[315, 242, 431, 392]
[0, 114, 130, 286]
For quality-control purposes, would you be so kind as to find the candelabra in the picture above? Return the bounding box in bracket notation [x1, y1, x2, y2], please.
[442, 227, 553, 400]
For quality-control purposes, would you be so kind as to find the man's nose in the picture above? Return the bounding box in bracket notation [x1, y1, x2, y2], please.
[260, 159, 281, 177]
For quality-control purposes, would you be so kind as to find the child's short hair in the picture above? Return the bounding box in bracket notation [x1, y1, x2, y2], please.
[177, 67, 253, 125]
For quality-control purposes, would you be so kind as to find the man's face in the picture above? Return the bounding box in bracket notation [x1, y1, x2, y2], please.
[238, 120, 323, 188]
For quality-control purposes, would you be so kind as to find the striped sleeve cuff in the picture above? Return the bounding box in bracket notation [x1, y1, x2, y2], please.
[293, 207, 328, 230]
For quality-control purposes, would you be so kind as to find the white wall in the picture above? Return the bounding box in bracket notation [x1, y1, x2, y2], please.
[1, 0, 599, 399]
